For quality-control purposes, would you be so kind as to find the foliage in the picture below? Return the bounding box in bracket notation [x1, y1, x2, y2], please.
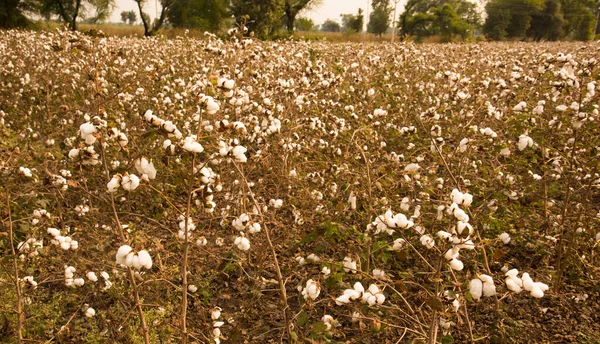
[230, 0, 284, 37]
[399, 0, 479, 40]
[341, 8, 364, 33]
[33, 0, 115, 30]
[0, 0, 31, 28]
[483, 0, 597, 40]
[368, 0, 392, 36]
[295, 16, 315, 31]
[320, 18, 341, 32]
[283, 0, 322, 33]
[120, 10, 137, 24]
[166, 0, 227, 31]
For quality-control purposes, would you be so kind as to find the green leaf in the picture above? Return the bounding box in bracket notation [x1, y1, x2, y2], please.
[297, 311, 308, 327]
[441, 334, 454, 344]
[311, 322, 329, 334]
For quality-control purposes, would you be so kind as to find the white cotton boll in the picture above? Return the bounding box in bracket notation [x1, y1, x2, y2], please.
[372, 269, 385, 279]
[482, 281, 496, 297]
[135, 158, 157, 180]
[437, 231, 453, 241]
[48, 227, 60, 237]
[137, 250, 152, 269]
[206, 99, 220, 114]
[445, 247, 460, 260]
[223, 79, 235, 90]
[301, 279, 320, 300]
[121, 174, 140, 191]
[124, 252, 135, 267]
[469, 279, 483, 300]
[348, 192, 357, 210]
[450, 258, 464, 271]
[404, 163, 420, 173]
[522, 273, 534, 291]
[453, 207, 469, 222]
[530, 286, 544, 298]
[391, 238, 406, 251]
[107, 176, 121, 193]
[456, 221, 473, 235]
[321, 266, 331, 275]
[85, 307, 96, 318]
[234, 236, 250, 251]
[375, 293, 385, 305]
[188, 284, 198, 293]
[505, 278, 523, 293]
[73, 278, 85, 287]
[512, 101, 526, 112]
[70, 240, 79, 250]
[68, 148, 80, 159]
[232, 146, 247, 162]
[499, 232, 511, 244]
[451, 189, 463, 204]
[518, 134, 534, 151]
[335, 293, 352, 305]
[343, 257, 357, 273]
[87, 272, 98, 282]
[352, 282, 365, 294]
[270, 199, 283, 208]
[116, 245, 133, 265]
[420, 234, 435, 249]
[182, 136, 204, 153]
[211, 307, 222, 320]
[306, 253, 320, 262]
[60, 241, 71, 250]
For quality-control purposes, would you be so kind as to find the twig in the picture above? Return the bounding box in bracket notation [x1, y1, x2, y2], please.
[7, 196, 23, 343]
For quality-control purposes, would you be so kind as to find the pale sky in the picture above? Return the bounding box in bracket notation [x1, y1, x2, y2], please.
[109, 0, 405, 28]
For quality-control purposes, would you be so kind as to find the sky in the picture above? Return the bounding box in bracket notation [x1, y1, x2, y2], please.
[109, 0, 403, 27]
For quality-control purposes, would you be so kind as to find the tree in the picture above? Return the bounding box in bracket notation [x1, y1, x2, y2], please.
[135, 0, 173, 36]
[0, 0, 31, 28]
[283, 0, 322, 33]
[368, 0, 392, 36]
[230, 0, 284, 37]
[399, 0, 477, 39]
[121, 10, 128, 23]
[341, 8, 364, 32]
[295, 17, 315, 31]
[86, 0, 114, 23]
[321, 18, 341, 32]
[167, 0, 227, 31]
[36, 0, 114, 30]
[483, 0, 596, 40]
[431, 3, 472, 41]
[127, 9, 136, 24]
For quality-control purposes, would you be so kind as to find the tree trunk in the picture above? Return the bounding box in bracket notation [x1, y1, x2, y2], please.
[285, 3, 294, 33]
[136, 0, 151, 36]
[71, 0, 81, 31]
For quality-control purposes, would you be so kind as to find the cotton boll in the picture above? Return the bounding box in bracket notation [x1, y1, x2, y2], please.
[530, 286, 544, 298]
[335, 293, 352, 305]
[505, 277, 522, 293]
[107, 175, 121, 193]
[86, 272, 98, 282]
[522, 273, 534, 291]
[116, 245, 133, 265]
[469, 279, 483, 300]
[85, 307, 96, 318]
[134, 157, 157, 180]
[73, 278, 85, 287]
[450, 258, 464, 271]
[124, 252, 135, 267]
[343, 257, 358, 273]
[420, 234, 435, 249]
[137, 250, 153, 269]
[188, 284, 198, 293]
[121, 174, 140, 191]
[301, 279, 320, 300]
[499, 232, 511, 244]
[234, 236, 250, 251]
[404, 163, 420, 173]
[211, 307, 222, 320]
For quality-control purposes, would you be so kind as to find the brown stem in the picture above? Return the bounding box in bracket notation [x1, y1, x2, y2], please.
[6, 197, 23, 343]
[181, 152, 197, 344]
[233, 162, 291, 341]
[99, 138, 150, 344]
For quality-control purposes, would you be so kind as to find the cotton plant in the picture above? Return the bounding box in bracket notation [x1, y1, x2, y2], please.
[505, 269, 548, 298]
[115, 245, 153, 270]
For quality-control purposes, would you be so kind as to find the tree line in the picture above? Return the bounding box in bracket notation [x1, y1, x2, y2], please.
[1, 0, 598, 40]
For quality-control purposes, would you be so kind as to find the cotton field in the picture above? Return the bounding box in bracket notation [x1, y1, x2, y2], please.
[1, 29, 599, 343]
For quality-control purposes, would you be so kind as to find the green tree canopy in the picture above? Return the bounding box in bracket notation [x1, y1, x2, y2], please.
[483, 0, 596, 40]
[166, 0, 227, 31]
[341, 8, 364, 32]
[368, 0, 392, 36]
[295, 17, 315, 31]
[230, 0, 284, 37]
[321, 18, 341, 32]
